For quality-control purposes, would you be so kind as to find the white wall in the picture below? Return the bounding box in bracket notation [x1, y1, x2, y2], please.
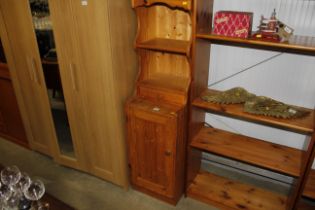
[205, 0, 315, 169]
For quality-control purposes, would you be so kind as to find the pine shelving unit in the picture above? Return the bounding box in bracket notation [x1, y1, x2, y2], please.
[186, 0, 315, 210]
[128, 0, 315, 208]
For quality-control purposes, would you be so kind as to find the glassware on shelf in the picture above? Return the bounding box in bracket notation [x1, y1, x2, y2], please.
[16, 173, 32, 210]
[25, 180, 46, 210]
[15, 173, 31, 194]
[1, 166, 21, 187]
[0, 166, 48, 210]
[7, 192, 20, 209]
[0, 184, 12, 206]
[24, 180, 45, 201]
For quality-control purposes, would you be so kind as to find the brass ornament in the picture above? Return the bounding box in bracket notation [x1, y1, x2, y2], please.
[201, 87, 310, 119]
[201, 87, 256, 104]
[244, 96, 310, 119]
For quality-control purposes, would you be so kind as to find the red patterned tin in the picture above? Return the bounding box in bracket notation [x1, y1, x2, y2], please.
[212, 11, 253, 38]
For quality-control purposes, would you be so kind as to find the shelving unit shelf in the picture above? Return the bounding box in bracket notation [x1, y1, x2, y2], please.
[187, 171, 288, 210]
[190, 127, 303, 177]
[303, 169, 315, 200]
[197, 33, 315, 55]
[193, 89, 314, 134]
[297, 201, 315, 210]
[186, 1, 315, 210]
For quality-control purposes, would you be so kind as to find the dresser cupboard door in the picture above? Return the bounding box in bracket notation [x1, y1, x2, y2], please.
[0, 1, 56, 155]
[127, 104, 177, 198]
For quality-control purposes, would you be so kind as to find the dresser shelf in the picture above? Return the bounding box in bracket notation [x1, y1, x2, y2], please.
[187, 171, 287, 210]
[134, 4, 192, 57]
[137, 75, 190, 105]
[136, 38, 191, 55]
[138, 75, 190, 93]
[132, 0, 192, 11]
[190, 127, 303, 177]
[192, 89, 314, 134]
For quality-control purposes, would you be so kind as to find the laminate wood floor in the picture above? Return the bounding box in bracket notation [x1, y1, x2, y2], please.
[0, 137, 214, 210]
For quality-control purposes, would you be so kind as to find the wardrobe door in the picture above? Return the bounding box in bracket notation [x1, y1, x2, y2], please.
[69, 0, 128, 187]
[0, 1, 56, 155]
[48, 0, 88, 170]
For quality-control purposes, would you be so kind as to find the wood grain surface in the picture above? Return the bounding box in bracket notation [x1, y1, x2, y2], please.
[191, 127, 303, 177]
[197, 34, 315, 55]
[187, 171, 287, 210]
[193, 89, 314, 134]
[303, 169, 315, 199]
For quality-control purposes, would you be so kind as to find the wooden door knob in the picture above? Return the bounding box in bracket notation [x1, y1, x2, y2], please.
[165, 151, 172, 156]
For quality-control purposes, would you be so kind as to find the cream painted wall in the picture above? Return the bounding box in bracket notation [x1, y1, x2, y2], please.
[205, 0, 315, 169]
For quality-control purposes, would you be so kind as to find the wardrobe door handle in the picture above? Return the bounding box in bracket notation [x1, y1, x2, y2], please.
[70, 63, 78, 91]
[30, 58, 41, 86]
[26, 58, 34, 81]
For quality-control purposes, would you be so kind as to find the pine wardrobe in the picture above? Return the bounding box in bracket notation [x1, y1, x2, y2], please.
[0, 0, 137, 188]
